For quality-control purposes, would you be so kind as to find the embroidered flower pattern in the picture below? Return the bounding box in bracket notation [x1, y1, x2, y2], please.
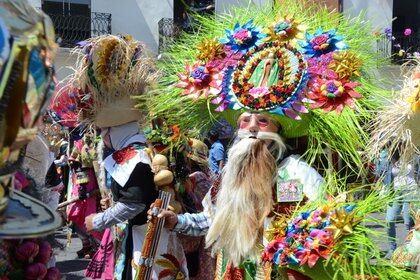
[112, 145, 137, 165]
[156, 254, 186, 280]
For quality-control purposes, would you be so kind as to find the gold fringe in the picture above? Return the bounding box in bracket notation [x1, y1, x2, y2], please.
[215, 251, 223, 280]
[254, 262, 272, 280]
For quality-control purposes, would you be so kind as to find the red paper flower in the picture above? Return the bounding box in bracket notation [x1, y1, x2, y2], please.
[112, 146, 137, 165]
[306, 77, 362, 113]
[295, 230, 333, 267]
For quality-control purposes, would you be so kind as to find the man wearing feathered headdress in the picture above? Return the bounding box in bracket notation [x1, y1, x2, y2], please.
[146, 1, 418, 279]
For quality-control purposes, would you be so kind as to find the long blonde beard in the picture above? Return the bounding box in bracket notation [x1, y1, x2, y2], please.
[206, 131, 285, 266]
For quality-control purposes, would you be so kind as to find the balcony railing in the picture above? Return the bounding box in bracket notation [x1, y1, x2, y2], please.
[377, 33, 420, 64]
[45, 12, 112, 48]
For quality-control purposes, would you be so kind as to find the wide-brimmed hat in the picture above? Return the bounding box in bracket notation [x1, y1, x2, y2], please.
[186, 139, 208, 166]
[59, 35, 158, 129]
[0, 183, 62, 239]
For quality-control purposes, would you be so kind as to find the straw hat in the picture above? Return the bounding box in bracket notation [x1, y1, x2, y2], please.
[63, 35, 157, 129]
[187, 139, 208, 166]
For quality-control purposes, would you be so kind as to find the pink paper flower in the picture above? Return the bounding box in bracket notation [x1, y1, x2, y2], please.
[205, 46, 242, 71]
[307, 53, 337, 80]
[233, 29, 253, 44]
[249, 86, 269, 98]
[404, 28, 412, 36]
[34, 241, 52, 264]
[24, 263, 47, 280]
[176, 62, 222, 99]
[311, 34, 330, 50]
[44, 267, 60, 280]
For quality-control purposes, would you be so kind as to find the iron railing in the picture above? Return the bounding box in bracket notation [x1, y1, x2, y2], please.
[376, 36, 392, 58]
[45, 12, 112, 48]
[377, 33, 420, 63]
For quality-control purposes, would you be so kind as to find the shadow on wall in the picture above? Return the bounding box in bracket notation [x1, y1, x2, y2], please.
[54, 49, 79, 82]
[343, 0, 393, 30]
[91, 0, 170, 53]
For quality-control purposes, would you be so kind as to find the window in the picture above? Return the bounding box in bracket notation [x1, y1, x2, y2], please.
[42, 0, 92, 47]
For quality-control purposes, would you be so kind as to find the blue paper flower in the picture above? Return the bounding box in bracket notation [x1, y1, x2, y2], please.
[299, 28, 347, 57]
[301, 211, 310, 220]
[220, 20, 266, 53]
[344, 204, 356, 213]
[286, 254, 300, 265]
[273, 250, 283, 265]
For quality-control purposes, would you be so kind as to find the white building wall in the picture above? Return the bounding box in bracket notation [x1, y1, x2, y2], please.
[92, 0, 173, 53]
[54, 48, 78, 82]
[216, 0, 271, 14]
[53, 0, 173, 82]
[343, 0, 393, 31]
[28, 0, 41, 8]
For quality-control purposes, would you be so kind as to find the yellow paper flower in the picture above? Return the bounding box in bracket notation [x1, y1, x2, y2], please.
[265, 16, 306, 42]
[265, 215, 288, 242]
[329, 51, 362, 79]
[325, 208, 361, 240]
[196, 38, 225, 62]
[398, 49, 406, 57]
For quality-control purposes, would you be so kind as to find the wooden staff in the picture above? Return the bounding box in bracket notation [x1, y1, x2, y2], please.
[134, 191, 171, 280]
[57, 189, 99, 209]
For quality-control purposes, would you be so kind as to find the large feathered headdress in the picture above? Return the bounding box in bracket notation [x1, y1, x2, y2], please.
[57, 35, 158, 129]
[368, 59, 420, 165]
[145, 0, 390, 170]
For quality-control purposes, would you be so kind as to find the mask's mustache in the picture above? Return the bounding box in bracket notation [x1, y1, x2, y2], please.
[236, 129, 286, 160]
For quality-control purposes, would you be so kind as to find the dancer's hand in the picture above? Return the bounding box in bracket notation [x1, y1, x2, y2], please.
[100, 197, 111, 211]
[147, 203, 178, 230]
[85, 214, 96, 232]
